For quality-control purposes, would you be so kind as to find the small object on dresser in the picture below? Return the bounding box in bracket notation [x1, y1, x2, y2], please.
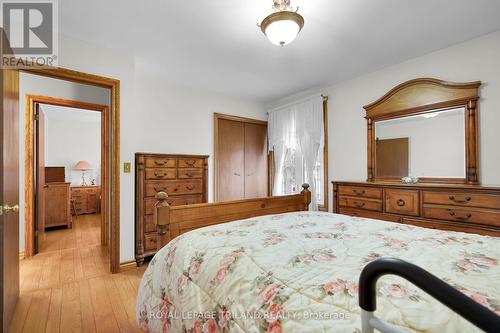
[401, 176, 418, 184]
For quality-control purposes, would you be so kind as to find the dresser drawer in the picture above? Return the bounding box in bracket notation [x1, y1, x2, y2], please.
[178, 168, 203, 179]
[423, 205, 500, 227]
[339, 208, 402, 223]
[145, 157, 176, 168]
[144, 195, 204, 214]
[423, 191, 500, 209]
[385, 189, 420, 217]
[339, 186, 382, 199]
[74, 201, 86, 208]
[145, 168, 176, 180]
[339, 197, 382, 212]
[145, 180, 203, 197]
[144, 233, 159, 252]
[178, 158, 203, 168]
[71, 193, 84, 200]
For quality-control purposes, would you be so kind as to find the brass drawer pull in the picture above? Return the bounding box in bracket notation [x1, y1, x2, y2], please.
[448, 196, 472, 204]
[186, 185, 195, 190]
[354, 202, 365, 208]
[154, 172, 168, 177]
[234, 173, 241, 177]
[185, 160, 196, 166]
[448, 210, 472, 220]
[185, 172, 195, 177]
[353, 189, 365, 196]
[154, 187, 166, 192]
[154, 161, 166, 166]
[397, 199, 406, 207]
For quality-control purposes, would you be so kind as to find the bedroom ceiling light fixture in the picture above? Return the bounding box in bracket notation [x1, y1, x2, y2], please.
[259, 0, 304, 47]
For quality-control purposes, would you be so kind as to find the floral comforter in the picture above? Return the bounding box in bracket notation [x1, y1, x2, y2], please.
[136, 212, 500, 333]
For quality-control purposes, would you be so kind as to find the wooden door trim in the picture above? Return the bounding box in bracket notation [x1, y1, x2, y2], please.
[214, 113, 268, 202]
[320, 96, 329, 212]
[21, 66, 120, 274]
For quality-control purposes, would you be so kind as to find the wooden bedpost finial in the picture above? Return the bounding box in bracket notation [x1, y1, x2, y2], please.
[155, 191, 169, 202]
[300, 183, 311, 211]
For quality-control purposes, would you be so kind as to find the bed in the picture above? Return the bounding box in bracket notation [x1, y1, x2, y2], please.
[136, 208, 500, 332]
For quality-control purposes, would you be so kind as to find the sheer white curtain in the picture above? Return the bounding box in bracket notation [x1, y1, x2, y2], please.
[268, 107, 297, 196]
[268, 96, 324, 210]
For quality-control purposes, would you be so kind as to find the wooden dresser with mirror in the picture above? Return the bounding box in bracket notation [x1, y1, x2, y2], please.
[333, 78, 500, 237]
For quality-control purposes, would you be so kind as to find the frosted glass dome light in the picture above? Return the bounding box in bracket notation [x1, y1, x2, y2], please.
[260, 11, 304, 47]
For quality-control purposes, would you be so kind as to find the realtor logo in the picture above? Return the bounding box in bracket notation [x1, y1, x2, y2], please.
[1, 0, 58, 68]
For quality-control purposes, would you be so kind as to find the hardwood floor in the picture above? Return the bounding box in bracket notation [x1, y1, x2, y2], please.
[10, 214, 146, 333]
[39, 213, 102, 254]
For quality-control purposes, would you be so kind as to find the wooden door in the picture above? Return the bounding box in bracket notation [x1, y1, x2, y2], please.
[0, 68, 20, 332]
[217, 119, 245, 202]
[244, 123, 268, 199]
[376, 138, 409, 178]
[35, 104, 46, 251]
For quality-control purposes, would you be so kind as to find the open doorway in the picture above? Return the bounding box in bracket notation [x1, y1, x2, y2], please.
[25, 95, 110, 259]
[29, 100, 109, 258]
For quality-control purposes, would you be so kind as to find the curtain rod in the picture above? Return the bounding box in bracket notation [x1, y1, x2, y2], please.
[267, 94, 328, 114]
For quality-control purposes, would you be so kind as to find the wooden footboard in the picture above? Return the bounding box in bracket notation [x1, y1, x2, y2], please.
[154, 184, 311, 247]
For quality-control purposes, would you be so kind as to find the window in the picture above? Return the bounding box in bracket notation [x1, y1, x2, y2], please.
[268, 96, 328, 211]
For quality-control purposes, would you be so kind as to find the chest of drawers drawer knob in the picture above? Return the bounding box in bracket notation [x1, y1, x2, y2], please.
[186, 185, 195, 190]
[448, 196, 472, 204]
[185, 160, 196, 166]
[154, 161, 166, 166]
[353, 189, 365, 196]
[154, 172, 168, 177]
[397, 199, 406, 207]
[448, 210, 472, 220]
[354, 201, 366, 208]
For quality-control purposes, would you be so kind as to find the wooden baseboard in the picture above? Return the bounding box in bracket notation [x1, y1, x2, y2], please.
[19, 251, 25, 260]
[119, 260, 137, 271]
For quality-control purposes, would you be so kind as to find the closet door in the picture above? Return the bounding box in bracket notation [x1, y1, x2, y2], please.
[244, 123, 268, 199]
[217, 119, 245, 202]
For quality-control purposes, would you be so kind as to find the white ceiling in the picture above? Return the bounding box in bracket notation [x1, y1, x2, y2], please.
[41, 104, 101, 123]
[60, 0, 500, 102]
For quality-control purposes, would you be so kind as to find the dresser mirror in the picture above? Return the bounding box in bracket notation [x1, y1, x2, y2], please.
[364, 78, 481, 184]
[374, 107, 466, 180]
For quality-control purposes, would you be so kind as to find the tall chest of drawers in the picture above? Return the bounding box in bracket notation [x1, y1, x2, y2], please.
[332, 181, 500, 237]
[135, 153, 209, 265]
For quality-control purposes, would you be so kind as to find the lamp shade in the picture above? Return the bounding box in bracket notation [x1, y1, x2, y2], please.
[73, 160, 92, 171]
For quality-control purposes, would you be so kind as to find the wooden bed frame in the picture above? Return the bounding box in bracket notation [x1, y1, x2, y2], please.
[154, 184, 311, 247]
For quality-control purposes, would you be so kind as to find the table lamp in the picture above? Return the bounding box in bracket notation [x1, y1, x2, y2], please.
[73, 160, 92, 186]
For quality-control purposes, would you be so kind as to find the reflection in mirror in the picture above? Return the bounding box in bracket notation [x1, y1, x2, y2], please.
[374, 107, 466, 179]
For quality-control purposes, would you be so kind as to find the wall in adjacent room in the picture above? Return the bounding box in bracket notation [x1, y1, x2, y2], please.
[43, 106, 102, 186]
[268, 30, 500, 210]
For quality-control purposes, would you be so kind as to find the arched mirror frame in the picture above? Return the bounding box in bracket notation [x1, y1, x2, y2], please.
[364, 78, 481, 184]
